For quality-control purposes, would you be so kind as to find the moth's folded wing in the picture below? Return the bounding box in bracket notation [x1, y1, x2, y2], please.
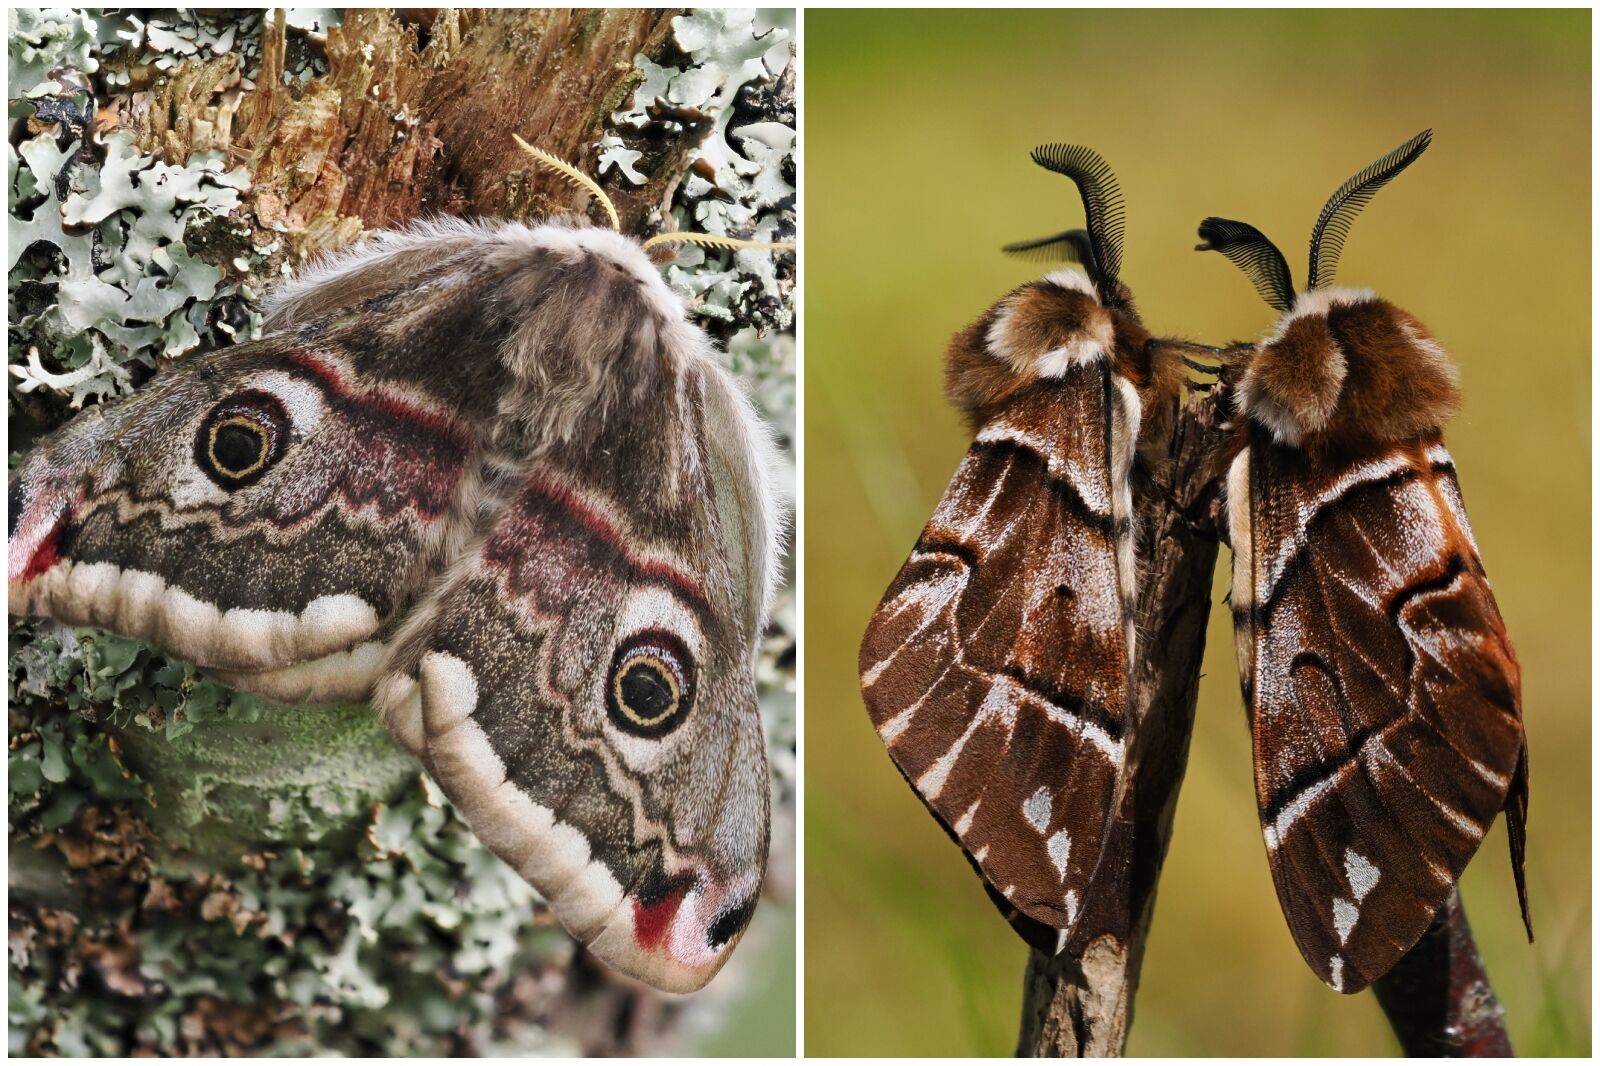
[8, 338, 486, 682]
[371, 366, 776, 995]
[859, 373, 1132, 949]
[1241, 433, 1525, 993]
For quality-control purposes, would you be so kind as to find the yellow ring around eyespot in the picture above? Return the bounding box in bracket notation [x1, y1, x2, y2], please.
[612, 653, 681, 726]
[207, 415, 269, 478]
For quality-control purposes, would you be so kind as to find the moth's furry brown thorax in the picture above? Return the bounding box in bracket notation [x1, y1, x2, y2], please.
[944, 271, 1177, 440]
[1236, 288, 1461, 451]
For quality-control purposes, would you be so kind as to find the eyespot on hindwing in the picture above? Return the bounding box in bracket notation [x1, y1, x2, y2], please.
[606, 629, 697, 737]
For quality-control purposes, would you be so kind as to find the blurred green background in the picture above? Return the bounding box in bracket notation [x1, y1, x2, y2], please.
[803, 9, 1590, 1057]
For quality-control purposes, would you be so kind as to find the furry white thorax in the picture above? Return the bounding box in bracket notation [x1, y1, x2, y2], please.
[1040, 268, 1099, 299]
[1234, 287, 1375, 446]
[985, 268, 1111, 378]
[1275, 287, 1375, 333]
[263, 217, 686, 334]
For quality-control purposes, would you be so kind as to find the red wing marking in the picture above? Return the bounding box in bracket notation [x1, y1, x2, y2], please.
[485, 473, 709, 613]
[632, 879, 693, 950]
[283, 350, 473, 449]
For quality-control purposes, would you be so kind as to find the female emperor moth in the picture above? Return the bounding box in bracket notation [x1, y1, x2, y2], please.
[1197, 129, 1531, 993]
[858, 146, 1208, 952]
[9, 140, 791, 993]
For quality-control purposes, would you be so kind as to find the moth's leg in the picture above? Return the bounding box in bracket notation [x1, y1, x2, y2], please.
[1149, 338, 1254, 376]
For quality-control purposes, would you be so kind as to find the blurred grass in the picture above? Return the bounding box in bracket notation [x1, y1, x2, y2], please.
[802, 8, 1590, 1057]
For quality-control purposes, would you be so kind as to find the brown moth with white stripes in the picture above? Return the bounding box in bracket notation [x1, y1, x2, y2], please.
[859, 146, 1195, 952]
[8, 140, 791, 993]
[1198, 129, 1530, 993]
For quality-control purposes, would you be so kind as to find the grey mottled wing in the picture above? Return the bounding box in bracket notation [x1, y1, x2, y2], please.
[373, 362, 774, 993]
[8, 315, 495, 692]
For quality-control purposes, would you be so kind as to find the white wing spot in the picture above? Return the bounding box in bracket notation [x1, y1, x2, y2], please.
[1332, 897, 1359, 945]
[1329, 956, 1345, 991]
[1023, 787, 1053, 832]
[1047, 830, 1072, 879]
[1263, 776, 1335, 850]
[876, 706, 915, 743]
[954, 799, 981, 836]
[1344, 849, 1380, 902]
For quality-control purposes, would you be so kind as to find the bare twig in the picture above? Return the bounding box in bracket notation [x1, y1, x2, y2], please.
[1016, 382, 1228, 1056]
[1372, 889, 1514, 1056]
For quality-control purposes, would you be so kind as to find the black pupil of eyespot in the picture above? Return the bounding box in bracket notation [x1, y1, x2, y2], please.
[621, 662, 674, 720]
[214, 422, 264, 473]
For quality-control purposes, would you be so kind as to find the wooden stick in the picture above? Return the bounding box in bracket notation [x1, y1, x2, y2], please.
[1372, 889, 1514, 1056]
[1015, 383, 1228, 1056]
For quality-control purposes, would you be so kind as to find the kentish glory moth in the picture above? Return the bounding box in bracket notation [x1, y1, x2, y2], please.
[8, 140, 791, 993]
[859, 146, 1214, 953]
[1198, 129, 1530, 993]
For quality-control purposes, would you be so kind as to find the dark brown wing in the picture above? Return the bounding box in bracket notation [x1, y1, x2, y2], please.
[859, 361, 1135, 948]
[1231, 429, 1526, 993]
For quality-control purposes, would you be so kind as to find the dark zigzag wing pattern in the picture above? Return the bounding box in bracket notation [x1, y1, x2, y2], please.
[860, 363, 1133, 948]
[1233, 428, 1525, 993]
[8, 332, 486, 677]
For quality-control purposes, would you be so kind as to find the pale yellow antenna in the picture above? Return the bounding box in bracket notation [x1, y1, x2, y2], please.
[642, 232, 795, 253]
[512, 134, 619, 232]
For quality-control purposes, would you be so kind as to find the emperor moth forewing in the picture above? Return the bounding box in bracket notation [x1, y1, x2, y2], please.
[1198, 129, 1530, 993]
[7, 139, 793, 994]
[858, 145, 1216, 951]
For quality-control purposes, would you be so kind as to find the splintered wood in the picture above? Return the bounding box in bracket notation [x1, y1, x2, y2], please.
[148, 9, 691, 262]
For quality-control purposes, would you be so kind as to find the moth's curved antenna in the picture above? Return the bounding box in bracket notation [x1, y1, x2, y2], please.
[1195, 217, 1297, 312]
[1001, 228, 1097, 267]
[512, 134, 620, 232]
[1028, 145, 1126, 304]
[1306, 128, 1432, 290]
[641, 232, 794, 252]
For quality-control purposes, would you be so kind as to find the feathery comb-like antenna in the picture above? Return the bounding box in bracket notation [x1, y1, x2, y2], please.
[1196, 217, 1297, 312]
[1001, 228, 1096, 267]
[1028, 145, 1126, 303]
[1306, 128, 1432, 290]
[641, 232, 794, 252]
[512, 134, 620, 232]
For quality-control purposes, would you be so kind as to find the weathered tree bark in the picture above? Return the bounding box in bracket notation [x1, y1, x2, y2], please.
[1014, 369, 1514, 1057]
[230, 8, 688, 247]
